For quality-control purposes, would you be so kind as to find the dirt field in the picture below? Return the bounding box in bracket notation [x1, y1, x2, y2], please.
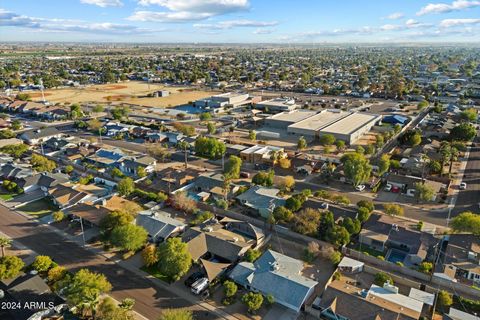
[32, 81, 215, 107]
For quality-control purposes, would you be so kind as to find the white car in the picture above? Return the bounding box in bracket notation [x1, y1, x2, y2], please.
[319, 202, 329, 210]
[406, 189, 416, 197]
[384, 183, 392, 192]
[355, 185, 366, 192]
[459, 182, 467, 190]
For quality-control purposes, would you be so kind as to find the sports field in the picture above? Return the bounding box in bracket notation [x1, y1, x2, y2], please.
[29, 81, 216, 107]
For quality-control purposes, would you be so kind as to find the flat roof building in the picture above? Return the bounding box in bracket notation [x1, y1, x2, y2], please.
[255, 98, 298, 112]
[287, 109, 349, 137]
[265, 110, 318, 128]
[194, 92, 250, 110]
[319, 112, 381, 144]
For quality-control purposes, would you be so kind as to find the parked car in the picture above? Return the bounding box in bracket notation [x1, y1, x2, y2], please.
[384, 183, 392, 192]
[184, 272, 204, 287]
[391, 186, 400, 193]
[459, 182, 467, 190]
[355, 185, 366, 192]
[240, 171, 250, 178]
[319, 202, 329, 210]
[406, 189, 416, 197]
[191, 277, 209, 295]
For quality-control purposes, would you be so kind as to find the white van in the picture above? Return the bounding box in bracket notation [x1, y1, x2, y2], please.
[191, 277, 209, 295]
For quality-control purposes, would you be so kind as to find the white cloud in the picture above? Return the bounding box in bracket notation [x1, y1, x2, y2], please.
[0, 9, 152, 34]
[417, 0, 480, 15]
[193, 19, 278, 30]
[129, 0, 249, 22]
[440, 18, 480, 27]
[253, 28, 274, 34]
[381, 24, 402, 31]
[384, 12, 404, 20]
[80, 0, 123, 7]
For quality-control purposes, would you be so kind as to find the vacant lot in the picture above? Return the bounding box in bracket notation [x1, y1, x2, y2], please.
[31, 81, 216, 107]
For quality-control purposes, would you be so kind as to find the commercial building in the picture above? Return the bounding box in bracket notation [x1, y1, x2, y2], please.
[255, 97, 298, 112]
[240, 145, 285, 164]
[194, 92, 250, 111]
[318, 112, 381, 144]
[264, 110, 318, 129]
[287, 109, 348, 138]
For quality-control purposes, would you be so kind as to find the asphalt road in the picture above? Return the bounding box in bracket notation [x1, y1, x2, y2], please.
[452, 139, 480, 217]
[0, 205, 220, 320]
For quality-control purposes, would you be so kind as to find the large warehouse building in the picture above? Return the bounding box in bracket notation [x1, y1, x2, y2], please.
[255, 98, 298, 112]
[265, 109, 381, 144]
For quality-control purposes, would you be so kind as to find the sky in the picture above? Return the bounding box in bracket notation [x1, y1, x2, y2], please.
[1, 0, 480, 43]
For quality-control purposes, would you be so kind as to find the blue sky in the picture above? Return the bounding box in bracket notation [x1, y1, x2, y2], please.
[1, 0, 479, 43]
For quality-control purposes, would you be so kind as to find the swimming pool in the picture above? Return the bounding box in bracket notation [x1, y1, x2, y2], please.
[387, 249, 407, 264]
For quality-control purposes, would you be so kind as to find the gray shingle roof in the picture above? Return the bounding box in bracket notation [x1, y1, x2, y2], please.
[229, 250, 317, 312]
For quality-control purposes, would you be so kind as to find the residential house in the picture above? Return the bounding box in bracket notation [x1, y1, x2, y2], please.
[145, 132, 168, 143]
[0, 163, 34, 180]
[16, 172, 69, 193]
[119, 156, 156, 176]
[19, 127, 63, 145]
[236, 185, 286, 218]
[104, 122, 133, 137]
[165, 132, 184, 144]
[182, 217, 266, 280]
[386, 174, 446, 201]
[0, 138, 23, 148]
[86, 148, 127, 168]
[0, 273, 64, 320]
[240, 145, 285, 164]
[64, 202, 112, 226]
[440, 234, 480, 284]
[135, 210, 186, 243]
[191, 172, 237, 200]
[42, 137, 78, 154]
[48, 183, 100, 209]
[309, 280, 424, 320]
[358, 214, 437, 266]
[382, 115, 409, 126]
[229, 249, 318, 313]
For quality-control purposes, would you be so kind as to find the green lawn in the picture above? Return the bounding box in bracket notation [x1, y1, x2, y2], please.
[353, 244, 385, 258]
[19, 199, 58, 218]
[0, 193, 14, 201]
[140, 265, 171, 283]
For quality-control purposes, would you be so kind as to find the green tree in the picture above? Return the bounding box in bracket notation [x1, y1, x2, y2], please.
[100, 210, 134, 234]
[342, 217, 361, 235]
[273, 206, 293, 223]
[32, 255, 53, 272]
[329, 251, 342, 265]
[319, 134, 336, 146]
[437, 290, 453, 308]
[384, 204, 404, 216]
[142, 244, 159, 267]
[248, 130, 256, 141]
[110, 224, 148, 252]
[252, 170, 274, 187]
[414, 182, 435, 202]
[378, 154, 390, 176]
[293, 208, 321, 236]
[460, 108, 477, 122]
[244, 249, 261, 262]
[0, 237, 12, 258]
[400, 130, 422, 146]
[357, 200, 375, 213]
[418, 262, 433, 273]
[117, 177, 135, 196]
[137, 166, 147, 178]
[92, 105, 104, 113]
[195, 136, 226, 159]
[111, 168, 124, 178]
[10, 120, 22, 130]
[450, 123, 476, 141]
[207, 122, 216, 134]
[0, 144, 29, 158]
[223, 280, 238, 298]
[111, 106, 129, 120]
[242, 292, 263, 313]
[297, 136, 308, 150]
[31, 154, 57, 172]
[64, 269, 112, 317]
[341, 152, 372, 187]
[157, 238, 192, 281]
[64, 165, 74, 174]
[335, 140, 346, 152]
[285, 194, 305, 211]
[374, 272, 393, 286]
[357, 207, 371, 223]
[70, 104, 83, 119]
[0, 255, 24, 280]
[418, 100, 429, 109]
[450, 212, 480, 235]
[48, 266, 67, 283]
[97, 297, 134, 320]
[224, 155, 242, 180]
[159, 309, 193, 320]
[199, 112, 212, 121]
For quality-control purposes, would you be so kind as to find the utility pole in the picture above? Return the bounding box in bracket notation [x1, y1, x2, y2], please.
[79, 217, 86, 247]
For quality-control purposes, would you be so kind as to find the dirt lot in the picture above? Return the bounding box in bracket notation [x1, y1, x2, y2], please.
[31, 81, 215, 107]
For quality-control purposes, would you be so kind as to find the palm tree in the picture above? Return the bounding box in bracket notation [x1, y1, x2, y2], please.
[440, 142, 452, 176]
[177, 141, 189, 169]
[0, 236, 12, 257]
[448, 147, 459, 176]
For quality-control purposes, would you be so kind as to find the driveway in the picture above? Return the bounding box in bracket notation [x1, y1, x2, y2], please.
[6, 189, 45, 209]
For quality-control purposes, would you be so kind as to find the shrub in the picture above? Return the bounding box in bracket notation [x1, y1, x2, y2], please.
[244, 249, 261, 262]
[329, 251, 342, 265]
[48, 266, 67, 283]
[332, 271, 341, 281]
[52, 211, 65, 223]
[374, 272, 393, 286]
[32, 255, 53, 272]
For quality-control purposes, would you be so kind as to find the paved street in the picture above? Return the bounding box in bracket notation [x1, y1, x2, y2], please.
[452, 139, 480, 217]
[0, 204, 225, 320]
